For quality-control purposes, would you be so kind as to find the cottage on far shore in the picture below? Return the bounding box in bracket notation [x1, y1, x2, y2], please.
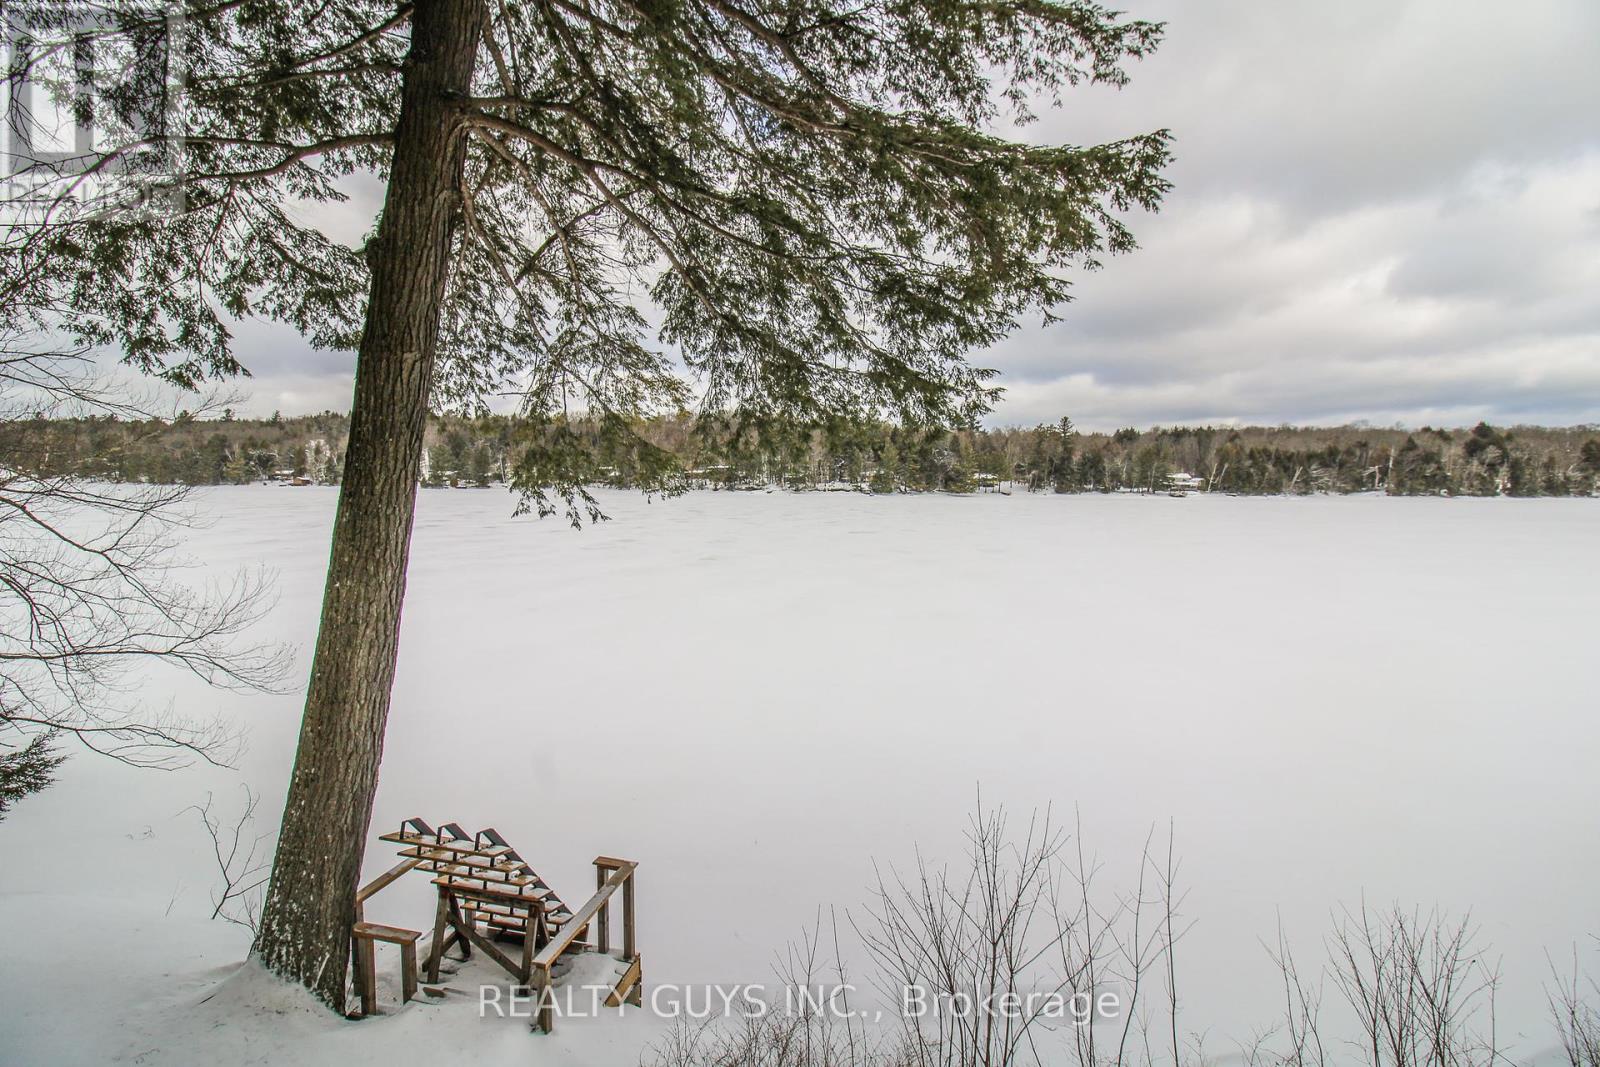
[1166, 472, 1206, 495]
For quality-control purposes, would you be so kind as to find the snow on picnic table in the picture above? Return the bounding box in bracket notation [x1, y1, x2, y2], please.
[2, 487, 1597, 1065]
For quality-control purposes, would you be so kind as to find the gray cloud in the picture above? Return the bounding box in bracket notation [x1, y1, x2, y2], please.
[982, 0, 1600, 429]
[211, 0, 1600, 430]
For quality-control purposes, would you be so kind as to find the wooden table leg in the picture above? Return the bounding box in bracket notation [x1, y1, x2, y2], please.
[519, 916, 537, 986]
[358, 936, 378, 1017]
[426, 890, 450, 984]
[401, 939, 418, 1004]
[532, 966, 554, 1034]
[349, 930, 363, 1010]
[447, 894, 473, 961]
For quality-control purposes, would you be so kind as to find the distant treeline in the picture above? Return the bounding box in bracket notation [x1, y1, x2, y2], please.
[5, 409, 1599, 497]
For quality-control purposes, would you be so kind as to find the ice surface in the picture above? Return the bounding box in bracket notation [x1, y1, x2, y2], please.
[2, 487, 1596, 1065]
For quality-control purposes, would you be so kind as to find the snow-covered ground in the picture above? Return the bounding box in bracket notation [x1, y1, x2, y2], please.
[3, 487, 1597, 1066]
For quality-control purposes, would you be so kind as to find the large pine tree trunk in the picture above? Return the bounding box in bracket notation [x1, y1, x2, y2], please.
[253, 0, 485, 1011]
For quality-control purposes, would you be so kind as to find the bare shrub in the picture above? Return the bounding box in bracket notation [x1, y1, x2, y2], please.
[1242, 918, 1329, 1067]
[1326, 903, 1501, 1067]
[187, 785, 272, 932]
[1, 327, 292, 811]
[654, 804, 1188, 1067]
[649, 809, 1600, 1067]
[1548, 944, 1600, 1067]
[652, 916, 902, 1067]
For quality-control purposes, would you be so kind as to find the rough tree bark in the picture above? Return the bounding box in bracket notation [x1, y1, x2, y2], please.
[252, 0, 487, 1011]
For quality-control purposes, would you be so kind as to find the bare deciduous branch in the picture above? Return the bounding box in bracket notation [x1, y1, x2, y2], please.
[186, 785, 272, 932]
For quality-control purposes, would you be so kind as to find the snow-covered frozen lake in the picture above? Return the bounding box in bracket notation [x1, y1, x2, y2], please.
[3, 487, 1597, 1064]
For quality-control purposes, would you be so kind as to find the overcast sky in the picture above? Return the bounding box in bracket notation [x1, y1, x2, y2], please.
[219, 0, 1600, 430]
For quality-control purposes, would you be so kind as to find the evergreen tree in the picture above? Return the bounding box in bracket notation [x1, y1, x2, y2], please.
[1077, 446, 1109, 491]
[5, 0, 1169, 1007]
[223, 451, 254, 484]
[1389, 436, 1449, 495]
[871, 440, 901, 494]
[1131, 443, 1166, 492]
[1052, 416, 1080, 491]
[1579, 439, 1600, 474]
[0, 736, 66, 822]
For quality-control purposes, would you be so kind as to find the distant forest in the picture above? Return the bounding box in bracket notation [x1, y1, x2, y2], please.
[4, 409, 1599, 497]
